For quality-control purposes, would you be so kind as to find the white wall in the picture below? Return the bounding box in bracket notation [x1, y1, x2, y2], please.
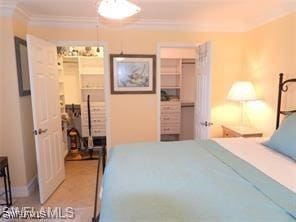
[63, 61, 81, 104]
[242, 12, 296, 136]
[0, 16, 28, 188]
[0, 24, 4, 158]
[0, 14, 37, 196]
[13, 13, 37, 187]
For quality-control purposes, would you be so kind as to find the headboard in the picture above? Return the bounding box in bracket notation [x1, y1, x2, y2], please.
[276, 73, 296, 129]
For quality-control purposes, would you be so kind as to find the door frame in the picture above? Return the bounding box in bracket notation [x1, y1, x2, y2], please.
[156, 42, 212, 141]
[54, 40, 111, 149]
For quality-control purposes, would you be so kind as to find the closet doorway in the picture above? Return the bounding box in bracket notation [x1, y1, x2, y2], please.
[26, 35, 110, 204]
[158, 42, 212, 142]
[56, 45, 107, 160]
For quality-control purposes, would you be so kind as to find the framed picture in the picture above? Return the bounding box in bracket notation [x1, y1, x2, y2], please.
[14, 36, 31, 96]
[110, 54, 156, 94]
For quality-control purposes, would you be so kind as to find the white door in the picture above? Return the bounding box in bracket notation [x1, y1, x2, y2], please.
[27, 35, 65, 203]
[194, 41, 212, 139]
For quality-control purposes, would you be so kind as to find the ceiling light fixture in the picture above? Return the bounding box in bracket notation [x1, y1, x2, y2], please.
[97, 0, 141, 20]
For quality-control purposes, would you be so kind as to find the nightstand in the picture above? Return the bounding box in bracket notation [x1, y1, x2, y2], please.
[222, 125, 263, 138]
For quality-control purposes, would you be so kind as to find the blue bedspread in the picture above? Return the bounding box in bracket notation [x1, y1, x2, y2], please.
[100, 140, 296, 222]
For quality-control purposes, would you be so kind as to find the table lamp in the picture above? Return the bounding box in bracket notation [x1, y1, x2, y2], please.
[227, 81, 257, 127]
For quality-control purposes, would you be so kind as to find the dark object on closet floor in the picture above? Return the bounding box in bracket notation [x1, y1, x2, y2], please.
[65, 136, 107, 163]
[0, 157, 12, 207]
[276, 73, 296, 129]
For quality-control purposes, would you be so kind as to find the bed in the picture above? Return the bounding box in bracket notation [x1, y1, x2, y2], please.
[95, 73, 296, 222]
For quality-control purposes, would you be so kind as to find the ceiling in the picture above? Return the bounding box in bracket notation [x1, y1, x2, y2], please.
[10, 0, 296, 31]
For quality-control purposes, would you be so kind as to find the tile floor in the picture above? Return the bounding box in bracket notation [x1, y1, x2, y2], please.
[9, 160, 101, 222]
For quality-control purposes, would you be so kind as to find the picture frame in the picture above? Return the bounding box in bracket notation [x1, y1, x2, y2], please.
[110, 54, 156, 94]
[14, 36, 31, 96]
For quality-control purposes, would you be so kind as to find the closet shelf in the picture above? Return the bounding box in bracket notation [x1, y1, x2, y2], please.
[161, 72, 181, 76]
[81, 87, 104, 90]
[79, 55, 106, 137]
[80, 73, 104, 76]
[161, 86, 181, 89]
[181, 102, 195, 107]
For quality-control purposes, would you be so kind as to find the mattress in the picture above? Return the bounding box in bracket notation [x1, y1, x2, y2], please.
[214, 137, 296, 192]
[100, 139, 296, 222]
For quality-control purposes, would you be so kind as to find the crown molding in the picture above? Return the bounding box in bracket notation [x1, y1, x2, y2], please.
[0, 0, 30, 22]
[243, 7, 296, 32]
[27, 15, 246, 32]
[14, 5, 31, 22]
[124, 19, 247, 32]
[0, 0, 18, 16]
[28, 15, 98, 28]
[4, 2, 296, 33]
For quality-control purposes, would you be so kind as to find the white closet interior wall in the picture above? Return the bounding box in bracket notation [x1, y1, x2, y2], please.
[63, 58, 80, 104]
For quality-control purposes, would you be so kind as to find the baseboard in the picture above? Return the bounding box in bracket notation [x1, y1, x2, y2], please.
[27, 175, 38, 196]
[64, 149, 68, 158]
[1, 175, 38, 197]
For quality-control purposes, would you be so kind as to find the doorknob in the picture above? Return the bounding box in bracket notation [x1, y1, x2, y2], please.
[38, 128, 48, 135]
[200, 121, 213, 127]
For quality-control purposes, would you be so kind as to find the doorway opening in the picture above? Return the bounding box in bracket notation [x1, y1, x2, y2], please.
[158, 43, 212, 142]
[26, 35, 109, 205]
[56, 46, 107, 161]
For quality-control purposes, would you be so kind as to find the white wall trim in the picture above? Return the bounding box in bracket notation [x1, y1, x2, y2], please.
[0, 0, 17, 16]
[124, 19, 246, 32]
[156, 45, 161, 142]
[26, 175, 38, 196]
[27, 16, 247, 32]
[102, 43, 112, 150]
[64, 149, 68, 158]
[3, 3, 295, 32]
[14, 175, 38, 197]
[13, 5, 30, 23]
[16, 10, 296, 33]
[0, 7, 14, 16]
[54, 40, 108, 47]
[244, 9, 296, 32]
[29, 15, 98, 29]
[0, 175, 38, 198]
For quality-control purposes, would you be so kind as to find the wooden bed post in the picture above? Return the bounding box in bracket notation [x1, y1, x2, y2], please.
[276, 73, 284, 129]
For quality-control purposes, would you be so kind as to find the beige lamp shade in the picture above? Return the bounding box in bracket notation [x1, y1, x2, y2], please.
[227, 81, 257, 101]
[97, 0, 141, 20]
